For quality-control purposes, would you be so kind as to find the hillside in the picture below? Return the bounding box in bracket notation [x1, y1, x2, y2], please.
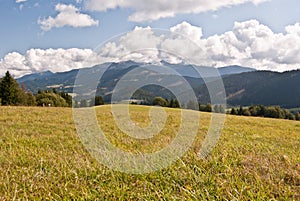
[16, 61, 254, 94]
[15, 61, 300, 108]
[0, 105, 299, 200]
[195, 70, 300, 108]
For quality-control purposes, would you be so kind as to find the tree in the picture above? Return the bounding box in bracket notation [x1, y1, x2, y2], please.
[89, 96, 104, 106]
[213, 104, 220, 113]
[36, 91, 67, 107]
[169, 99, 174, 108]
[286, 113, 295, 120]
[237, 106, 243, 115]
[0, 71, 19, 105]
[242, 108, 251, 116]
[94, 96, 104, 106]
[152, 97, 168, 107]
[59, 92, 72, 107]
[15, 90, 36, 106]
[295, 113, 300, 121]
[25, 93, 36, 106]
[52, 88, 58, 94]
[230, 108, 238, 115]
[257, 105, 266, 117]
[173, 99, 180, 108]
[204, 104, 212, 112]
[168, 99, 180, 108]
[249, 106, 258, 116]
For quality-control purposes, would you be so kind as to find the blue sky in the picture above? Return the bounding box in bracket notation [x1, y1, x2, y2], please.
[0, 0, 300, 77]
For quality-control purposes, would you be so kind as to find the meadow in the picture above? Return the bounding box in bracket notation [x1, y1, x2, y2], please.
[0, 105, 299, 200]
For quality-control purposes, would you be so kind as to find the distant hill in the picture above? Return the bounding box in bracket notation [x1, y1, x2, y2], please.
[218, 65, 256, 76]
[16, 60, 300, 108]
[194, 70, 300, 108]
[225, 70, 300, 108]
[16, 61, 255, 93]
[159, 61, 255, 77]
[17, 71, 54, 83]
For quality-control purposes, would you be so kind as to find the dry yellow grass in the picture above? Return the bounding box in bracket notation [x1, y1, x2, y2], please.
[0, 105, 299, 200]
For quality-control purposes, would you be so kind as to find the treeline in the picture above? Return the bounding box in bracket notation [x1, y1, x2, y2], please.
[73, 96, 104, 108]
[35, 89, 72, 107]
[151, 97, 180, 108]
[136, 96, 300, 121]
[230, 105, 300, 121]
[135, 96, 226, 113]
[1, 71, 300, 121]
[0, 71, 35, 106]
[0, 71, 72, 107]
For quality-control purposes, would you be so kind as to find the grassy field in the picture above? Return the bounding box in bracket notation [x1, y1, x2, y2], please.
[0, 105, 299, 200]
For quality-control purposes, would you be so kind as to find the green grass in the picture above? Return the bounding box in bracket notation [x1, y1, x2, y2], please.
[0, 105, 299, 200]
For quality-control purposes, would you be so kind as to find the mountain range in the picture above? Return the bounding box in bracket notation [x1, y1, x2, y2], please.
[16, 61, 300, 108]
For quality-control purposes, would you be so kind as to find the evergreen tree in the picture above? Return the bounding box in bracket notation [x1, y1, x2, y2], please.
[169, 99, 174, 108]
[0, 71, 19, 105]
[237, 106, 243, 115]
[174, 99, 180, 108]
[165, 99, 169, 107]
[95, 96, 104, 106]
[230, 108, 238, 115]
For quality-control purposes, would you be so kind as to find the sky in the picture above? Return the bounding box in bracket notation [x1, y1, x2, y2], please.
[0, 0, 300, 77]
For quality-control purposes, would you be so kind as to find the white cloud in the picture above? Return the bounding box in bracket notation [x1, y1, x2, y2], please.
[170, 21, 203, 41]
[1, 20, 300, 78]
[85, 0, 269, 22]
[38, 4, 99, 32]
[0, 48, 99, 78]
[285, 23, 300, 35]
[16, 0, 27, 3]
[94, 20, 300, 71]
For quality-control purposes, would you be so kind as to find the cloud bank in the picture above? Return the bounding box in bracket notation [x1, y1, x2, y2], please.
[85, 0, 269, 22]
[1, 20, 300, 78]
[0, 48, 97, 77]
[94, 20, 300, 71]
[38, 4, 99, 31]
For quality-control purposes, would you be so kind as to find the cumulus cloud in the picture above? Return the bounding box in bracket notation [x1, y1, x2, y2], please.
[38, 4, 99, 31]
[0, 48, 99, 78]
[1, 20, 300, 78]
[93, 20, 300, 71]
[170, 21, 203, 41]
[85, 0, 269, 22]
